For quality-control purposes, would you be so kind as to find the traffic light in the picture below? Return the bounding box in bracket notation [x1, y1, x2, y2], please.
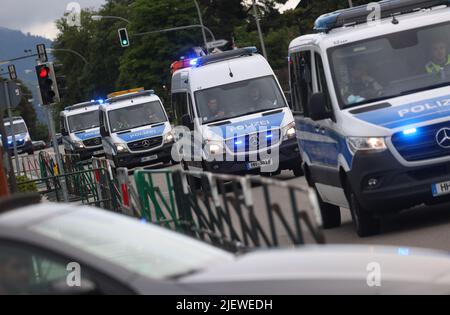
[35, 62, 60, 105]
[53, 63, 67, 100]
[118, 28, 130, 47]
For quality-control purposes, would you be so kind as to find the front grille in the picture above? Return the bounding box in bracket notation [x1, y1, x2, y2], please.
[83, 137, 102, 147]
[391, 121, 450, 162]
[225, 129, 281, 154]
[128, 136, 163, 152]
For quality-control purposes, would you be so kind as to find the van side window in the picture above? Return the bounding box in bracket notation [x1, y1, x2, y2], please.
[315, 53, 332, 113]
[172, 93, 189, 124]
[290, 51, 313, 116]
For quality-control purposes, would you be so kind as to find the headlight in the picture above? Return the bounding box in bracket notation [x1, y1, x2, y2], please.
[115, 143, 128, 153]
[73, 140, 85, 149]
[25, 135, 31, 142]
[164, 132, 174, 144]
[205, 141, 224, 155]
[282, 122, 297, 140]
[347, 137, 386, 154]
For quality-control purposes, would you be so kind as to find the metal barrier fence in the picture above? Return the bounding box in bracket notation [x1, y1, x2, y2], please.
[134, 169, 325, 252]
[11, 154, 42, 179]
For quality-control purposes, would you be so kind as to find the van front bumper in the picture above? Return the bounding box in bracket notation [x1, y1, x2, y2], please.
[8, 140, 33, 154]
[73, 146, 104, 160]
[203, 139, 301, 175]
[114, 144, 173, 168]
[347, 150, 450, 213]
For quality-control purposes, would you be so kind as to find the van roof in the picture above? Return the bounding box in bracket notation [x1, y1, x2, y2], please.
[314, 0, 449, 33]
[100, 92, 162, 112]
[172, 52, 275, 92]
[289, 4, 450, 52]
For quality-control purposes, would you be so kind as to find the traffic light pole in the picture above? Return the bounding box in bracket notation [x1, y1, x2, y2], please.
[45, 105, 69, 203]
[3, 81, 20, 174]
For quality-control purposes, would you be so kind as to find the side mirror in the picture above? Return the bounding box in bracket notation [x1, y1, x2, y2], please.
[61, 129, 68, 137]
[181, 114, 194, 130]
[309, 93, 333, 121]
[100, 125, 109, 137]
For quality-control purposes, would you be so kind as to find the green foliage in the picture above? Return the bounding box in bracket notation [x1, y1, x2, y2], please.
[51, 0, 376, 113]
[16, 175, 38, 193]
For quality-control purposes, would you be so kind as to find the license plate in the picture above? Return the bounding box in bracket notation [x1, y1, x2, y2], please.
[247, 158, 273, 170]
[432, 180, 450, 197]
[141, 155, 158, 163]
[94, 150, 104, 155]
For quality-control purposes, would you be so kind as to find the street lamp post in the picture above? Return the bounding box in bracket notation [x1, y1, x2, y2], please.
[252, 0, 268, 60]
[192, 0, 208, 51]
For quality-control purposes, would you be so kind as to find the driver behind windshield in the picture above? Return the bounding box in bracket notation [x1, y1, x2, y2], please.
[207, 98, 225, 121]
[425, 39, 450, 74]
[345, 61, 383, 104]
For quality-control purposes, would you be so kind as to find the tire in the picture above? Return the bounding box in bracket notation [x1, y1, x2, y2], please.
[347, 185, 381, 237]
[292, 165, 304, 177]
[313, 186, 341, 229]
[27, 150, 34, 156]
[182, 160, 202, 190]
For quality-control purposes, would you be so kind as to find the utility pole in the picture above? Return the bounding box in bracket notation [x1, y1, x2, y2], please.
[348, 0, 354, 7]
[4, 82, 20, 173]
[193, 0, 209, 53]
[252, 0, 268, 60]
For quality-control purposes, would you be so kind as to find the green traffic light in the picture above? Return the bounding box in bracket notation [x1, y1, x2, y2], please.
[122, 40, 128, 45]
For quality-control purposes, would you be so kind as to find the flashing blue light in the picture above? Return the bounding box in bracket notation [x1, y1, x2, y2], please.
[97, 99, 104, 104]
[235, 140, 243, 145]
[403, 128, 417, 136]
[7, 141, 12, 145]
[190, 58, 199, 66]
[266, 133, 273, 139]
[398, 248, 410, 256]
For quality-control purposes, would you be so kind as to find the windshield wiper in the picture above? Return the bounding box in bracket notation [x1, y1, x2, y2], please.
[343, 95, 395, 109]
[400, 81, 450, 96]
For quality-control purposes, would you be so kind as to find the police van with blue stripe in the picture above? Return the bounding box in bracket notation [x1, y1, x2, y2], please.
[170, 47, 302, 176]
[2, 117, 33, 155]
[99, 88, 174, 168]
[289, 0, 450, 236]
[60, 100, 104, 160]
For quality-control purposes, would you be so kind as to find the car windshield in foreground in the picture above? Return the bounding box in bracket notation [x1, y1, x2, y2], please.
[5, 122, 27, 136]
[195, 76, 287, 124]
[108, 101, 167, 133]
[30, 208, 233, 280]
[68, 111, 100, 133]
[329, 21, 450, 108]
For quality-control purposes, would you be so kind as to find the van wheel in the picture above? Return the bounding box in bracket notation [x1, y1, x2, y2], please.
[292, 165, 304, 177]
[313, 187, 341, 229]
[347, 185, 381, 237]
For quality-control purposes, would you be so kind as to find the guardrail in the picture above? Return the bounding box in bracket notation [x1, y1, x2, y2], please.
[133, 169, 325, 252]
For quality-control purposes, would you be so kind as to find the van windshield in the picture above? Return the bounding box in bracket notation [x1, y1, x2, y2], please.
[195, 76, 287, 124]
[68, 111, 99, 133]
[108, 101, 167, 133]
[329, 21, 450, 108]
[5, 122, 27, 136]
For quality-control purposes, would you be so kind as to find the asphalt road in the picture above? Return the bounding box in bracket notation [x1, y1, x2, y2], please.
[13, 146, 450, 252]
[137, 163, 450, 252]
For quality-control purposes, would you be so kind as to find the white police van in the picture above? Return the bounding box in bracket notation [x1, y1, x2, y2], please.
[289, 0, 450, 236]
[1, 117, 33, 155]
[99, 88, 174, 168]
[171, 47, 302, 176]
[60, 100, 104, 160]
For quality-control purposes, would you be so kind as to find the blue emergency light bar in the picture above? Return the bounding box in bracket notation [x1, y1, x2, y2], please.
[192, 47, 258, 68]
[65, 100, 104, 111]
[314, 0, 450, 32]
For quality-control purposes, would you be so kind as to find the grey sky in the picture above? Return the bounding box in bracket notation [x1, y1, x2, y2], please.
[0, 0, 106, 39]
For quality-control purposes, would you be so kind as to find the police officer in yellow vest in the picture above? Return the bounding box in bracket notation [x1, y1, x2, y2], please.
[426, 40, 450, 74]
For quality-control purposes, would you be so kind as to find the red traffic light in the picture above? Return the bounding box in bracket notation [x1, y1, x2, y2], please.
[38, 67, 50, 78]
